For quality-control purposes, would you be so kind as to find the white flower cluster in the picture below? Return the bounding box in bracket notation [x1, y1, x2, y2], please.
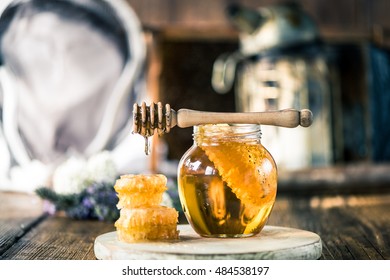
[51, 150, 175, 209]
[52, 151, 117, 194]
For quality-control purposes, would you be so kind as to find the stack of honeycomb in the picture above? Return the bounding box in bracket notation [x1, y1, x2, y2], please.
[114, 174, 179, 242]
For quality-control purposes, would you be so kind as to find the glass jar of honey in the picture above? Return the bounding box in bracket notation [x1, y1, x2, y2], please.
[177, 124, 277, 238]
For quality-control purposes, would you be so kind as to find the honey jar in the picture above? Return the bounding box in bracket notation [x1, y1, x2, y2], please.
[177, 124, 277, 238]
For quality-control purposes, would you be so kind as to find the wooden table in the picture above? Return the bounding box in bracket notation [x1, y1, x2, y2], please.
[1, 170, 390, 260]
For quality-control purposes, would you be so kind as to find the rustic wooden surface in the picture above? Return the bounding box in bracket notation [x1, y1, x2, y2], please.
[270, 192, 390, 259]
[0, 192, 114, 260]
[1, 173, 390, 260]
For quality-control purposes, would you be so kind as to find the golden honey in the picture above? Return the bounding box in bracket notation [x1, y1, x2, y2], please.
[178, 124, 277, 238]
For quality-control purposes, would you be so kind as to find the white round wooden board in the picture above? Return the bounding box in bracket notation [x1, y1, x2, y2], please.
[94, 224, 322, 260]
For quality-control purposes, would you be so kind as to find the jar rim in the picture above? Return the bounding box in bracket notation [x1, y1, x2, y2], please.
[193, 124, 262, 141]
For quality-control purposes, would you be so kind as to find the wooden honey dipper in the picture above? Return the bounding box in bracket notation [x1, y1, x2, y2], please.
[133, 101, 313, 139]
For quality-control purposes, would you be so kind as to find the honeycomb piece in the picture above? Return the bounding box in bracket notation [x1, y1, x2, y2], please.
[116, 225, 179, 242]
[114, 174, 167, 208]
[116, 206, 179, 227]
[114, 174, 167, 192]
[115, 206, 179, 242]
[200, 141, 277, 207]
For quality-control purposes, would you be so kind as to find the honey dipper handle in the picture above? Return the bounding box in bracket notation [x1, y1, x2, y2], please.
[175, 108, 313, 128]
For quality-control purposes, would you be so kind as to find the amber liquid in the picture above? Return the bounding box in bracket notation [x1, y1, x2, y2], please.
[178, 144, 277, 238]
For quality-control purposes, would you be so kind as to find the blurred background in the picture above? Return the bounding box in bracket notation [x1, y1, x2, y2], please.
[1, 0, 390, 195]
[129, 0, 390, 175]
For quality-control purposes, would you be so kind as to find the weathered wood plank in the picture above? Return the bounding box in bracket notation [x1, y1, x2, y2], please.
[0, 192, 44, 219]
[0, 192, 45, 258]
[0, 216, 47, 257]
[268, 193, 390, 259]
[1, 217, 115, 260]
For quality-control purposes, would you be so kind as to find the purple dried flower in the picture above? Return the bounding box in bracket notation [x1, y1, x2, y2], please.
[43, 200, 56, 215]
[37, 181, 119, 221]
[82, 197, 94, 208]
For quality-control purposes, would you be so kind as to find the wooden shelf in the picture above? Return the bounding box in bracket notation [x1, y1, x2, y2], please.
[278, 163, 390, 194]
